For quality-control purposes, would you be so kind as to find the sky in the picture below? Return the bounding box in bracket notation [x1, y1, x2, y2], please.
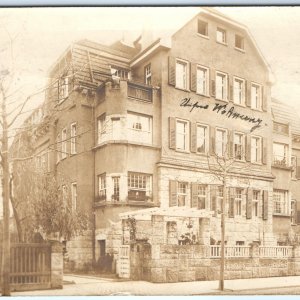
[0, 6, 300, 129]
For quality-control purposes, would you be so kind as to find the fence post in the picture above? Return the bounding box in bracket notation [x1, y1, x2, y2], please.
[292, 245, 300, 275]
[50, 241, 63, 289]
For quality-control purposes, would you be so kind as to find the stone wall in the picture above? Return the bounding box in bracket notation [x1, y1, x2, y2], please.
[129, 243, 300, 283]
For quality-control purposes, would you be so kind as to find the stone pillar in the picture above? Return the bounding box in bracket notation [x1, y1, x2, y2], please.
[151, 215, 165, 244]
[250, 243, 260, 278]
[50, 241, 63, 289]
[292, 245, 300, 275]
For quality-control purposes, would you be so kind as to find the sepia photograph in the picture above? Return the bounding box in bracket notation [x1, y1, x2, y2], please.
[0, 5, 300, 296]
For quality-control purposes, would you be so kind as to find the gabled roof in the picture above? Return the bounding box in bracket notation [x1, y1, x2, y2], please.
[271, 98, 300, 136]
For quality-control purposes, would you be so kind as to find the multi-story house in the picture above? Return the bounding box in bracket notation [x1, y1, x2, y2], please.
[11, 8, 300, 270]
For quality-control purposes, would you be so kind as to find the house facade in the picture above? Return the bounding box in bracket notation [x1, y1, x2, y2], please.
[11, 8, 300, 272]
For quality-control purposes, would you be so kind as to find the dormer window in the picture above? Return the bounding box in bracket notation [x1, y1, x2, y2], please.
[235, 34, 244, 50]
[111, 66, 130, 80]
[198, 20, 208, 37]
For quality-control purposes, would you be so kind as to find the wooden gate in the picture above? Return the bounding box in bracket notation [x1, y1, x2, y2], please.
[1, 243, 52, 291]
[118, 245, 130, 278]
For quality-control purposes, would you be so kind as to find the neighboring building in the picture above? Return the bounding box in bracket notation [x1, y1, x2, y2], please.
[10, 8, 300, 272]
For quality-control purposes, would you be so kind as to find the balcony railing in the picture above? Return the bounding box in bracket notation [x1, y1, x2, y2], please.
[127, 81, 152, 103]
[210, 246, 250, 258]
[259, 246, 292, 258]
[273, 155, 288, 167]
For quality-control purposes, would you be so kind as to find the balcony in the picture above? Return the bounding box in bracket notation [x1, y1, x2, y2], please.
[272, 155, 289, 168]
[127, 81, 152, 103]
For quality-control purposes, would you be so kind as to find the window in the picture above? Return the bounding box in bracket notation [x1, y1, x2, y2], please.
[234, 133, 245, 160]
[251, 83, 262, 110]
[62, 185, 67, 206]
[235, 34, 244, 50]
[273, 122, 289, 135]
[98, 174, 106, 200]
[198, 20, 208, 36]
[97, 114, 106, 144]
[216, 72, 228, 101]
[176, 60, 188, 90]
[61, 128, 67, 159]
[233, 77, 245, 105]
[217, 186, 223, 213]
[127, 112, 152, 144]
[177, 182, 188, 206]
[273, 189, 289, 215]
[292, 156, 297, 179]
[196, 66, 209, 95]
[251, 136, 261, 163]
[70, 123, 77, 155]
[145, 64, 151, 85]
[71, 182, 77, 211]
[111, 67, 130, 80]
[59, 76, 69, 102]
[291, 199, 296, 224]
[273, 143, 288, 167]
[216, 28, 226, 44]
[56, 134, 61, 162]
[196, 185, 207, 209]
[235, 189, 243, 216]
[176, 120, 189, 151]
[253, 190, 260, 217]
[112, 177, 120, 201]
[128, 172, 152, 201]
[196, 124, 209, 154]
[216, 128, 227, 157]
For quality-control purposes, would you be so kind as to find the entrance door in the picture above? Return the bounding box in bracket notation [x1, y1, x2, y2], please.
[99, 240, 106, 257]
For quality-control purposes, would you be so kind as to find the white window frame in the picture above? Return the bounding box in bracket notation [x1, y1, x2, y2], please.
[235, 34, 244, 50]
[198, 19, 208, 37]
[273, 189, 289, 215]
[70, 122, 77, 155]
[233, 76, 245, 105]
[251, 136, 262, 164]
[61, 128, 67, 159]
[71, 182, 77, 211]
[235, 188, 243, 216]
[234, 132, 245, 161]
[127, 112, 153, 144]
[97, 114, 106, 144]
[112, 176, 120, 201]
[217, 186, 223, 213]
[196, 123, 209, 154]
[216, 27, 226, 44]
[128, 172, 152, 201]
[175, 59, 189, 90]
[176, 119, 189, 152]
[177, 181, 188, 207]
[216, 71, 228, 101]
[251, 82, 262, 110]
[197, 185, 207, 209]
[215, 128, 228, 157]
[98, 174, 106, 200]
[252, 190, 260, 217]
[145, 64, 151, 85]
[273, 142, 289, 167]
[196, 65, 209, 96]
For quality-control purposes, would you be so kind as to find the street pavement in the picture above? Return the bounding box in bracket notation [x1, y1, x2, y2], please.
[12, 274, 300, 296]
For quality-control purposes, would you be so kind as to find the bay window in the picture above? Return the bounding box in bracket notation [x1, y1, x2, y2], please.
[128, 172, 152, 201]
[127, 112, 152, 144]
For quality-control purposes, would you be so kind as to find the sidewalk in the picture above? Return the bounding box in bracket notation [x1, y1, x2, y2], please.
[12, 274, 300, 296]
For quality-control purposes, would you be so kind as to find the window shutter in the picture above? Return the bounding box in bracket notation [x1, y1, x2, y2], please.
[296, 159, 300, 179]
[246, 189, 252, 219]
[210, 69, 215, 97]
[263, 190, 268, 220]
[227, 131, 234, 159]
[296, 200, 300, 224]
[191, 63, 197, 92]
[246, 81, 251, 107]
[262, 138, 267, 165]
[262, 86, 267, 112]
[190, 122, 197, 153]
[229, 75, 233, 102]
[169, 180, 177, 207]
[209, 126, 215, 156]
[210, 185, 217, 216]
[169, 117, 176, 149]
[168, 56, 176, 86]
[245, 135, 251, 162]
[191, 183, 198, 208]
[229, 188, 235, 218]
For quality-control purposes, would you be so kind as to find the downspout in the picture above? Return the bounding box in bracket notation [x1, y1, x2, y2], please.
[92, 91, 96, 268]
